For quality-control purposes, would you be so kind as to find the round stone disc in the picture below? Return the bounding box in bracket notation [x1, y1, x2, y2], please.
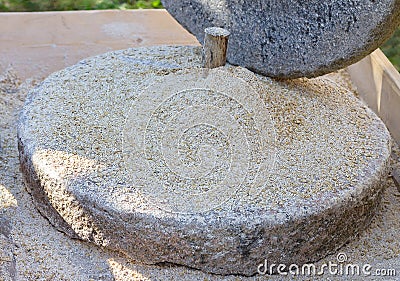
[18, 46, 391, 276]
[162, 0, 400, 78]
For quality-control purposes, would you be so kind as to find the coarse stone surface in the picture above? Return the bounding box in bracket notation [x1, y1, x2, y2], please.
[0, 217, 16, 281]
[17, 46, 391, 276]
[0, 69, 20, 281]
[162, 0, 400, 78]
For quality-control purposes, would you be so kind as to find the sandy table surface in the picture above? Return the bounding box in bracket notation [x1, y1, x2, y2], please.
[0, 66, 400, 280]
[1, 8, 399, 281]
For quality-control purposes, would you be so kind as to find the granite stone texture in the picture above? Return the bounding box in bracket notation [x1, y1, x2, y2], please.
[162, 0, 400, 78]
[18, 46, 391, 275]
[0, 217, 16, 281]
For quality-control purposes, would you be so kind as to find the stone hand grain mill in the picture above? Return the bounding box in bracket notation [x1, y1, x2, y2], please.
[18, 0, 400, 276]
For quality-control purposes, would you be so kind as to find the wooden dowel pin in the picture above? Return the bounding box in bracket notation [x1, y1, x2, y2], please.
[203, 27, 230, 69]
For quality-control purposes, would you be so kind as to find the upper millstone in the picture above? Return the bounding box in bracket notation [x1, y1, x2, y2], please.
[162, 0, 400, 78]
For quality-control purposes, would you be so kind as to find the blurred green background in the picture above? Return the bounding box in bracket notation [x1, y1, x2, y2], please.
[0, 0, 399, 71]
[0, 0, 163, 10]
[381, 28, 400, 71]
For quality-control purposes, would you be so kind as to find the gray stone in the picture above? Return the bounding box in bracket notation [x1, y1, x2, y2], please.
[0, 217, 16, 281]
[162, 0, 400, 78]
[18, 46, 391, 276]
[393, 169, 400, 192]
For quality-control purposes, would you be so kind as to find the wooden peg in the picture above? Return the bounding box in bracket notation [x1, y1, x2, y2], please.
[203, 27, 230, 69]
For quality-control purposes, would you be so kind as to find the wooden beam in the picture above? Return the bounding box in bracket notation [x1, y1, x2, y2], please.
[347, 49, 400, 146]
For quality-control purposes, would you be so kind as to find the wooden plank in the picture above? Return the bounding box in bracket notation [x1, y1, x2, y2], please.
[347, 49, 400, 145]
[0, 10, 199, 80]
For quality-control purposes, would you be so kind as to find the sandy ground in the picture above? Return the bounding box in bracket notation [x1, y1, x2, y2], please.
[1, 67, 400, 281]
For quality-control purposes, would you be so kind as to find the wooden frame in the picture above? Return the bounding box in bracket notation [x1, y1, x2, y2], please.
[348, 49, 400, 145]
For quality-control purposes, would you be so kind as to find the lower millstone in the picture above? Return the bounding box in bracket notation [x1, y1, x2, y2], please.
[18, 46, 391, 276]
